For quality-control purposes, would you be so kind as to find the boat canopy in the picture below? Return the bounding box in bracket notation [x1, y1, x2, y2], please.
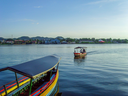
[74, 47, 87, 49]
[0, 55, 61, 79]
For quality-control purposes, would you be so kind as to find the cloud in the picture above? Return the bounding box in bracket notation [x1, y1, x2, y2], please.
[37, 23, 39, 24]
[86, 0, 116, 5]
[8, 19, 36, 22]
[34, 6, 42, 8]
[23, 19, 35, 22]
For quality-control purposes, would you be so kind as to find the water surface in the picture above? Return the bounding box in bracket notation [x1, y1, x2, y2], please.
[0, 44, 128, 96]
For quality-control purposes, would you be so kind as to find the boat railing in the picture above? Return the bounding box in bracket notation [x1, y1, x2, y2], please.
[0, 76, 29, 96]
[10, 74, 47, 96]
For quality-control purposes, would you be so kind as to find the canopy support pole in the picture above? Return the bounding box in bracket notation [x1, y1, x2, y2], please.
[4, 85, 8, 95]
[57, 63, 59, 70]
[15, 72, 19, 88]
[50, 70, 52, 80]
[29, 78, 33, 95]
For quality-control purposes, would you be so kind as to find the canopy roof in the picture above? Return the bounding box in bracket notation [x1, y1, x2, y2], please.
[74, 47, 87, 49]
[0, 55, 61, 79]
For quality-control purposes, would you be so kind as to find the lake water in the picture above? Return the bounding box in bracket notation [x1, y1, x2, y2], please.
[0, 44, 128, 96]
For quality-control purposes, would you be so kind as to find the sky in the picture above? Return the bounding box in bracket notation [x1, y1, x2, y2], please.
[0, 0, 128, 39]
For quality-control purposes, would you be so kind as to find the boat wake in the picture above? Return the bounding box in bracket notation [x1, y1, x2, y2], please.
[86, 51, 98, 55]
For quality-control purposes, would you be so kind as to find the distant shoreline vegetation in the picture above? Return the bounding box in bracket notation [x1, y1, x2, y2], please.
[0, 36, 128, 45]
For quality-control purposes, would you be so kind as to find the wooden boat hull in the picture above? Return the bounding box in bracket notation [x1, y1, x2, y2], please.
[0, 55, 61, 96]
[40, 70, 59, 96]
[74, 52, 86, 57]
[0, 70, 59, 96]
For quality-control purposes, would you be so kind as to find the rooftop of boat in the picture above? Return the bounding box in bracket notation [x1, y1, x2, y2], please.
[0, 55, 61, 79]
[74, 47, 87, 49]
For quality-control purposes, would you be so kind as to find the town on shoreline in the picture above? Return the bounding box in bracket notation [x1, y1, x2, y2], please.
[0, 36, 128, 45]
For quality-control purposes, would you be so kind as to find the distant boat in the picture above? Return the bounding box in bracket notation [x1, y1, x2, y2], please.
[74, 47, 87, 57]
[0, 55, 61, 96]
[99, 39, 105, 43]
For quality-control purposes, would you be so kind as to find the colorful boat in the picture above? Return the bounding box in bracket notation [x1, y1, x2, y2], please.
[74, 47, 87, 57]
[0, 55, 61, 96]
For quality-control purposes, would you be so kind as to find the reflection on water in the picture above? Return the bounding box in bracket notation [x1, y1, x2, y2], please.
[50, 82, 62, 96]
[74, 56, 87, 66]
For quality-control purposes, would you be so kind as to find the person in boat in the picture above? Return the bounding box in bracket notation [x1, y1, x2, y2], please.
[83, 49, 85, 53]
[80, 49, 83, 53]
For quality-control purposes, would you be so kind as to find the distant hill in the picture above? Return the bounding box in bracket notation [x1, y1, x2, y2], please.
[0, 37, 4, 40]
[0, 36, 65, 41]
[56, 36, 64, 40]
[31, 36, 44, 40]
[18, 36, 30, 40]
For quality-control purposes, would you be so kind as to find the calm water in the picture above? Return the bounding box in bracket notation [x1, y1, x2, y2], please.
[0, 44, 128, 96]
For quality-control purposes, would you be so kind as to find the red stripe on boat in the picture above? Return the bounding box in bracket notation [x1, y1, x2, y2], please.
[31, 73, 57, 96]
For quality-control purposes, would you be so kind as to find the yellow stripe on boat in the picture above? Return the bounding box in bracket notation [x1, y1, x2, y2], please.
[40, 70, 59, 96]
[1, 78, 30, 96]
